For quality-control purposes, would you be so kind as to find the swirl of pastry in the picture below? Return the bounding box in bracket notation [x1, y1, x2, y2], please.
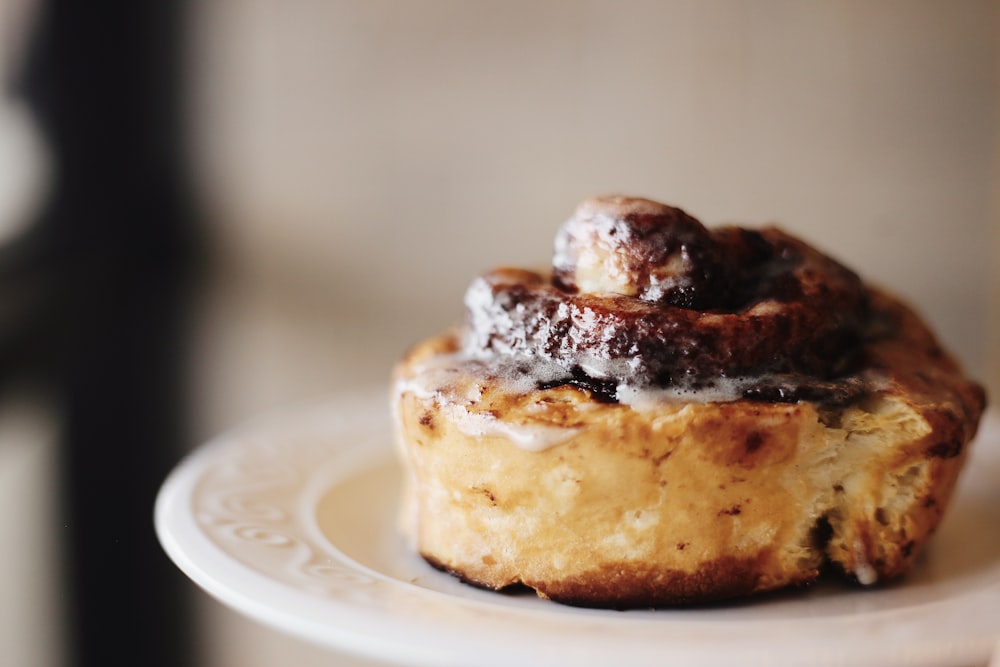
[464, 196, 869, 394]
[552, 196, 725, 308]
[393, 194, 986, 608]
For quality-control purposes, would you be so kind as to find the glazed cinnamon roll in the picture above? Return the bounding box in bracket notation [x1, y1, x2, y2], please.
[392, 196, 986, 608]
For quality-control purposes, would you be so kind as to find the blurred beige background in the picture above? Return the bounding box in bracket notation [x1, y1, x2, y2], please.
[1, 1, 998, 666]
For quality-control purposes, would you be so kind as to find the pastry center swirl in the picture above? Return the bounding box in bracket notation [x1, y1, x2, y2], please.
[462, 196, 872, 403]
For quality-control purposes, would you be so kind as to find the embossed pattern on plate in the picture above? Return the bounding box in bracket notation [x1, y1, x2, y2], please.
[156, 397, 1000, 667]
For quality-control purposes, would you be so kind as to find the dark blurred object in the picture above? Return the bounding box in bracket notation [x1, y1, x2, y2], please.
[5, 0, 202, 665]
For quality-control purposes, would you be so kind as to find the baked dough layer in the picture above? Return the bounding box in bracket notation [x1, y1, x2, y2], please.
[393, 289, 985, 607]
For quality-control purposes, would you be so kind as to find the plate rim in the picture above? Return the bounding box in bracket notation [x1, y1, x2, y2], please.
[155, 399, 1000, 667]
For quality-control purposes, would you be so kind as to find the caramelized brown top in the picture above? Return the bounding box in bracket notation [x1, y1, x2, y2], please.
[463, 196, 875, 400]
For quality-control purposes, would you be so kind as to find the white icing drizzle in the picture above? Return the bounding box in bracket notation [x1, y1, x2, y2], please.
[398, 347, 773, 451]
[442, 404, 579, 452]
[400, 333, 881, 451]
[615, 377, 755, 410]
[852, 540, 879, 586]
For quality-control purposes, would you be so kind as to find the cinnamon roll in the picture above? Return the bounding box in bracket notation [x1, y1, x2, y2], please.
[392, 195, 986, 608]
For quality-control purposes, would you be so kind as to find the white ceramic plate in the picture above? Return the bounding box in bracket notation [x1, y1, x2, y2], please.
[156, 396, 1000, 667]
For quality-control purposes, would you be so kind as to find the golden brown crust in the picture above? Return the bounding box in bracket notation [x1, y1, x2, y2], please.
[393, 288, 984, 608]
[391, 196, 986, 607]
